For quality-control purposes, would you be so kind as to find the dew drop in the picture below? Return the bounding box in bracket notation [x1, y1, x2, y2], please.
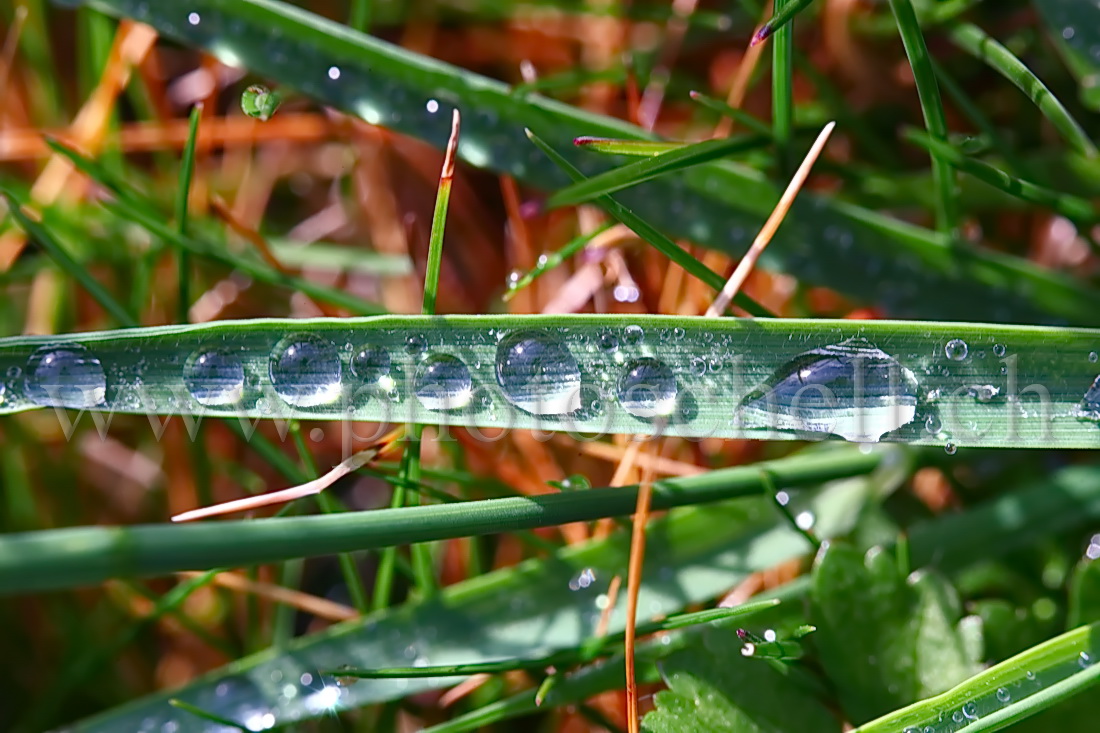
[618, 358, 677, 418]
[996, 687, 1011, 703]
[350, 345, 391, 386]
[506, 270, 522, 289]
[270, 336, 342, 407]
[673, 327, 686, 340]
[187, 11, 200, 25]
[405, 334, 427, 355]
[426, 99, 440, 114]
[415, 355, 472, 411]
[6, 366, 19, 378]
[241, 85, 281, 121]
[1074, 375, 1100, 421]
[184, 349, 245, 406]
[327, 65, 341, 80]
[737, 338, 918, 442]
[495, 331, 581, 415]
[962, 702, 977, 720]
[1090, 352, 1098, 364]
[1080, 651, 1093, 668]
[925, 414, 942, 435]
[993, 343, 1006, 357]
[690, 357, 707, 377]
[623, 325, 644, 345]
[945, 442, 957, 455]
[25, 344, 106, 408]
[598, 332, 619, 353]
[569, 567, 596, 591]
[945, 339, 969, 361]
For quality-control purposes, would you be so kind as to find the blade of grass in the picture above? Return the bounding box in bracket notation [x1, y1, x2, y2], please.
[525, 129, 773, 317]
[889, 0, 959, 236]
[947, 21, 1098, 158]
[546, 134, 769, 208]
[770, 0, 794, 176]
[1, 190, 137, 327]
[902, 129, 1100, 225]
[751, 0, 816, 46]
[503, 221, 615, 301]
[688, 90, 773, 136]
[572, 137, 690, 157]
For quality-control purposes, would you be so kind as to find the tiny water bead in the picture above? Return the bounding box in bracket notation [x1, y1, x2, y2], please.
[350, 345, 391, 387]
[737, 338, 919, 442]
[618, 358, 677, 418]
[623, 325, 644, 345]
[495, 331, 581, 415]
[996, 687, 1011, 703]
[598, 332, 619, 353]
[945, 339, 969, 361]
[241, 85, 281, 121]
[184, 349, 245, 406]
[415, 355, 473, 411]
[24, 344, 107, 409]
[1091, 351, 1099, 364]
[945, 442, 958, 455]
[405, 334, 427, 355]
[270, 336, 342, 408]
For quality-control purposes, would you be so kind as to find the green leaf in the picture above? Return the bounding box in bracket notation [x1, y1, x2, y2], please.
[811, 544, 982, 724]
[642, 626, 841, 733]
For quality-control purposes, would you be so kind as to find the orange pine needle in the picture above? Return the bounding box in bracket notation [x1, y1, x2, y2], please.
[624, 439, 658, 733]
[706, 121, 836, 317]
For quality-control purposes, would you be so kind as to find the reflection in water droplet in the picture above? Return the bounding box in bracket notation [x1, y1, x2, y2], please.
[185, 350, 244, 406]
[415, 355, 472, 411]
[241, 85, 281, 121]
[495, 331, 581, 415]
[737, 338, 918, 442]
[25, 344, 107, 408]
[945, 339, 969, 361]
[350, 346, 391, 386]
[270, 337, 342, 407]
[618, 358, 677, 418]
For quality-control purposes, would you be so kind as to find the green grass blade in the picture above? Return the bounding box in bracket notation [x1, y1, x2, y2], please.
[771, 0, 795, 175]
[70, 0, 1100, 323]
[688, 91, 773, 136]
[754, 0, 816, 46]
[888, 0, 959, 235]
[174, 105, 201, 324]
[573, 137, 688, 157]
[947, 21, 1097, 158]
[546, 134, 769, 208]
[903, 130, 1099, 224]
[503, 221, 615, 300]
[3, 314, 1100, 447]
[852, 622, 1100, 733]
[1, 190, 137, 327]
[0, 445, 885, 594]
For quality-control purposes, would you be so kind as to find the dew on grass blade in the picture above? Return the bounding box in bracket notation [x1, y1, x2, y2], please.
[270, 336, 342, 407]
[241, 85, 281, 121]
[736, 338, 918, 442]
[618, 358, 677, 418]
[945, 339, 969, 361]
[24, 344, 107, 409]
[623, 324, 644, 345]
[184, 349, 245, 406]
[350, 345, 391, 387]
[495, 331, 581, 415]
[415, 355, 472, 411]
[1073, 375, 1100, 421]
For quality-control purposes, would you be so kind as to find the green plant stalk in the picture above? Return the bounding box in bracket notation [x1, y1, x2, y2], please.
[503, 221, 614, 300]
[1, 191, 137, 327]
[754, 0, 817, 44]
[852, 622, 1100, 732]
[0, 446, 885, 594]
[888, 0, 959, 235]
[771, 0, 795, 176]
[947, 21, 1097, 158]
[688, 91, 773, 136]
[175, 105, 202, 324]
[903, 129, 1099, 223]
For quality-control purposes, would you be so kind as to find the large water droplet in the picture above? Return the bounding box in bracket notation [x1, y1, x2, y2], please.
[495, 331, 581, 415]
[618, 358, 677, 418]
[184, 349, 244, 406]
[945, 339, 969, 361]
[270, 336, 342, 407]
[1074, 375, 1100, 421]
[350, 345, 391, 387]
[415, 355, 472, 411]
[25, 344, 107, 408]
[737, 338, 918, 442]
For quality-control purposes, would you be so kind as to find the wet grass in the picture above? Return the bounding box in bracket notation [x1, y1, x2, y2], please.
[2, 1, 1100, 732]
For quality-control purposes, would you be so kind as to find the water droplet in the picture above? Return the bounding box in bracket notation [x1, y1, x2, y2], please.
[270, 336, 342, 407]
[925, 414, 942, 434]
[1074, 375, 1100, 420]
[415, 355, 472, 411]
[737, 338, 918, 442]
[241, 85, 281, 121]
[673, 327, 686, 340]
[495, 331, 581, 415]
[996, 687, 1011, 703]
[1064, 27, 1076, 40]
[6, 366, 20, 378]
[1090, 352, 1098, 363]
[569, 567, 596, 591]
[184, 349, 245, 406]
[1080, 651, 1093, 668]
[962, 702, 977, 720]
[350, 345, 391, 386]
[618, 358, 677, 418]
[598, 332, 619, 353]
[405, 334, 426, 355]
[25, 344, 106, 408]
[506, 270, 521, 289]
[623, 325, 644, 345]
[426, 99, 440, 114]
[795, 511, 815, 530]
[187, 11, 200, 25]
[333, 665, 360, 687]
[992, 343, 1006, 357]
[327, 65, 341, 80]
[945, 442, 957, 455]
[945, 339, 969, 361]
[690, 357, 707, 377]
